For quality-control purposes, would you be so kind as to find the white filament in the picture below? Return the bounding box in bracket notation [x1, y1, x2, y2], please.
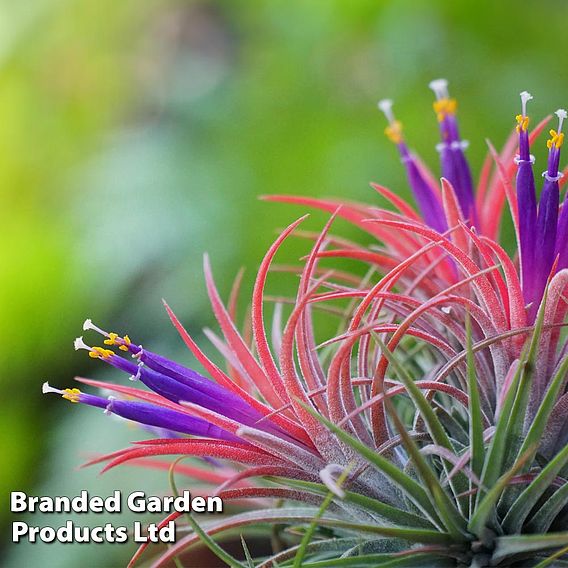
[132, 345, 144, 359]
[104, 397, 116, 416]
[129, 361, 143, 381]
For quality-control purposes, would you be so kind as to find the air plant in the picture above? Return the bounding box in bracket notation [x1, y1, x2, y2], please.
[44, 79, 568, 567]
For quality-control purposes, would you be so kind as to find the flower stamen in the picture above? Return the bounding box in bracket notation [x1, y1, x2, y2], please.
[547, 109, 567, 149]
[378, 99, 403, 144]
[429, 79, 457, 122]
[74, 336, 114, 359]
[119, 335, 131, 352]
[516, 91, 533, 132]
[83, 319, 133, 352]
[89, 347, 115, 359]
[42, 381, 81, 403]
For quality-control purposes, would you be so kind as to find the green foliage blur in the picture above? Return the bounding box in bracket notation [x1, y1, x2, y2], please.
[3, 0, 568, 565]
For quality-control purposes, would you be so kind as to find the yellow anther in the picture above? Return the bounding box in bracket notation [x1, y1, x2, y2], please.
[102, 332, 132, 351]
[384, 120, 403, 144]
[88, 346, 115, 359]
[119, 335, 131, 352]
[516, 114, 530, 133]
[62, 388, 81, 403]
[547, 129, 564, 150]
[433, 98, 457, 122]
[103, 332, 119, 346]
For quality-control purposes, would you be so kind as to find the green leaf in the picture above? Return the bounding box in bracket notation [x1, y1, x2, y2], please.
[492, 532, 568, 565]
[477, 294, 547, 513]
[518, 355, 568, 467]
[371, 332, 468, 510]
[297, 399, 442, 526]
[503, 443, 568, 533]
[370, 333, 454, 452]
[258, 538, 366, 568]
[241, 536, 255, 568]
[297, 552, 454, 567]
[293, 464, 352, 568]
[384, 397, 469, 540]
[533, 545, 568, 568]
[307, 518, 454, 544]
[527, 481, 568, 533]
[468, 447, 534, 538]
[168, 458, 246, 568]
[500, 291, 547, 474]
[267, 476, 435, 529]
[475, 344, 526, 510]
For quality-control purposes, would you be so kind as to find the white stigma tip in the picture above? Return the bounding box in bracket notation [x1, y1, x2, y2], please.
[42, 381, 62, 395]
[377, 98, 393, 112]
[556, 109, 567, 132]
[74, 336, 90, 351]
[377, 99, 395, 124]
[429, 78, 449, 99]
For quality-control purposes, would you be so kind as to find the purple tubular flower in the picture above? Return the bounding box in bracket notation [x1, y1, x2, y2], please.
[515, 92, 538, 308]
[77, 339, 258, 424]
[555, 199, 568, 270]
[378, 99, 448, 233]
[398, 142, 448, 234]
[41, 382, 242, 442]
[74, 329, 296, 443]
[554, 115, 568, 271]
[531, 109, 566, 319]
[429, 79, 477, 227]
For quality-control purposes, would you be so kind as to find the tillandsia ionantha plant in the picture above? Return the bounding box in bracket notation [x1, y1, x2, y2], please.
[43, 78, 568, 567]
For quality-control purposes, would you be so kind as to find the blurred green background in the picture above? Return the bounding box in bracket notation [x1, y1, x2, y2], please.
[3, 1, 568, 565]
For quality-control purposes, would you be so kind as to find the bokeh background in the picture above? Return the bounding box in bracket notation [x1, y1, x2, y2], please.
[3, 1, 568, 566]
